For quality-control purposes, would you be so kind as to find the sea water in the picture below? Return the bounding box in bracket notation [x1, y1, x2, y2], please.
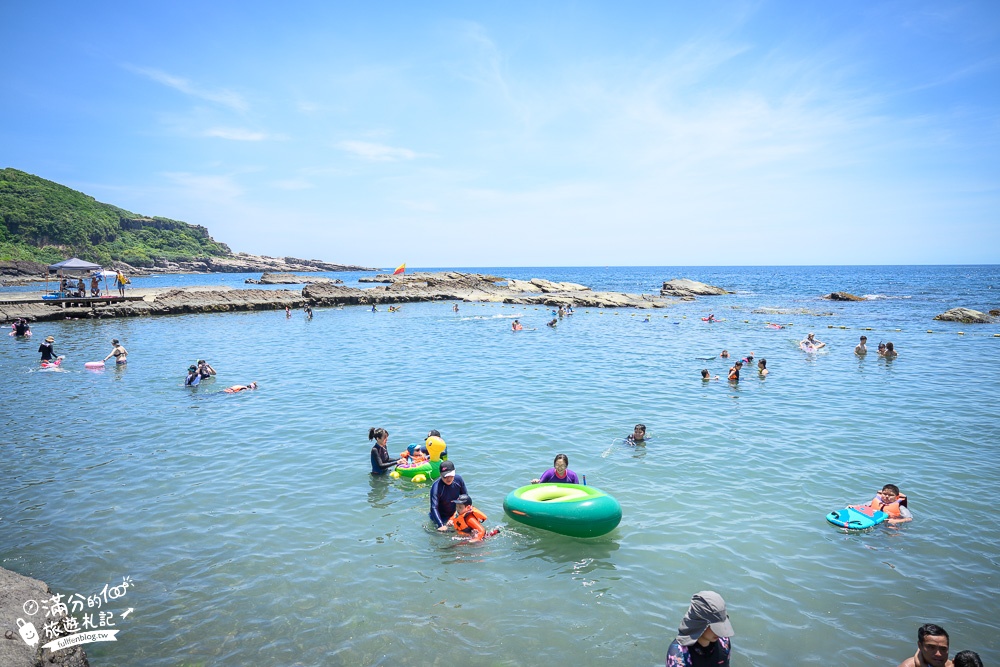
[1, 266, 998, 666]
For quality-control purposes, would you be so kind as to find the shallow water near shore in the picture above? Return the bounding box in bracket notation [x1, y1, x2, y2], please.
[2, 265, 998, 666]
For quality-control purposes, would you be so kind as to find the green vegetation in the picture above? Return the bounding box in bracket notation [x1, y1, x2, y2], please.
[0, 168, 231, 267]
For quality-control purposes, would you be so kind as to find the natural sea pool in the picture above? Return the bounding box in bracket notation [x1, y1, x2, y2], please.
[2, 266, 998, 665]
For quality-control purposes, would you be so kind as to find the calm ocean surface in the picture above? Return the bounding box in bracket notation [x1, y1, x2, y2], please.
[2, 266, 998, 666]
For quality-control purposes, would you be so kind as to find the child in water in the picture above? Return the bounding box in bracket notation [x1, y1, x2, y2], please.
[444, 494, 491, 542]
[626, 424, 647, 445]
[728, 361, 742, 382]
[701, 369, 719, 381]
[224, 382, 258, 393]
[851, 484, 912, 525]
[511, 319, 523, 331]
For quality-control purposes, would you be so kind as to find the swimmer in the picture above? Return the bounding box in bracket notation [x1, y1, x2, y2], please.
[196, 359, 216, 378]
[728, 361, 742, 382]
[883, 341, 898, 359]
[531, 453, 580, 484]
[223, 381, 257, 393]
[185, 365, 201, 386]
[705, 313, 717, 322]
[103, 339, 128, 365]
[546, 318, 558, 327]
[741, 352, 755, 365]
[285, 306, 291, 318]
[388, 305, 401, 313]
[701, 369, 719, 381]
[801, 332, 825, 349]
[757, 359, 768, 377]
[720, 350, 729, 358]
[566, 305, 574, 315]
[511, 319, 523, 331]
[371, 304, 378, 312]
[877, 341, 886, 356]
[855, 335, 868, 355]
[557, 305, 565, 318]
[626, 424, 647, 445]
[452, 303, 459, 312]
[304, 306, 313, 319]
[444, 494, 490, 542]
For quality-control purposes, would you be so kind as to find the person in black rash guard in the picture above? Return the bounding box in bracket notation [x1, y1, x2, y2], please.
[369, 427, 400, 476]
[430, 460, 469, 529]
[38, 336, 57, 361]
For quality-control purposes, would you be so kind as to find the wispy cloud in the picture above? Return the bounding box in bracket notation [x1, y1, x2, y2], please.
[161, 172, 244, 200]
[124, 65, 248, 111]
[337, 140, 418, 162]
[203, 127, 269, 141]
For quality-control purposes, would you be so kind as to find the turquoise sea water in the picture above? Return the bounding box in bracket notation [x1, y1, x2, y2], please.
[2, 266, 998, 666]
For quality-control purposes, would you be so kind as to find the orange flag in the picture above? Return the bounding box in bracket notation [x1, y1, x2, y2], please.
[393, 263, 406, 275]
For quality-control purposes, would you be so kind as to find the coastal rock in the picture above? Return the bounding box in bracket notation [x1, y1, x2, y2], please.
[0, 260, 48, 277]
[256, 272, 342, 285]
[507, 278, 590, 293]
[660, 278, 731, 297]
[933, 308, 993, 324]
[824, 291, 865, 301]
[359, 271, 506, 286]
[990, 309, 1000, 317]
[150, 289, 305, 313]
[0, 566, 90, 667]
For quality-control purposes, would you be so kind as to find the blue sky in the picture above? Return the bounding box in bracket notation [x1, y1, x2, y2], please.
[2, 1, 998, 266]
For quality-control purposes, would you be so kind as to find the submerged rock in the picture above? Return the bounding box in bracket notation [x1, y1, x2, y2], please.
[933, 308, 993, 324]
[824, 291, 865, 301]
[660, 278, 731, 297]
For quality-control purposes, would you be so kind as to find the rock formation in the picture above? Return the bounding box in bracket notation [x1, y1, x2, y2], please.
[253, 272, 343, 285]
[0, 566, 90, 667]
[933, 308, 993, 324]
[660, 278, 731, 297]
[823, 292, 865, 301]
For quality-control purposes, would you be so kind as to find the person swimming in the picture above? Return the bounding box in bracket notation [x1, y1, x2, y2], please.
[546, 318, 557, 327]
[625, 424, 647, 445]
[511, 319, 523, 331]
[701, 369, 719, 381]
[224, 382, 258, 393]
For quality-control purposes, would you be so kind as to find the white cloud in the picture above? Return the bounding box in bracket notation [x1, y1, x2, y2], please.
[203, 127, 269, 141]
[161, 172, 244, 200]
[124, 65, 248, 111]
[337, 140, 418, 162]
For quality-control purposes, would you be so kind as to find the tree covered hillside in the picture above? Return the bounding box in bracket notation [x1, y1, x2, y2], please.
[0, 168, 231, 266]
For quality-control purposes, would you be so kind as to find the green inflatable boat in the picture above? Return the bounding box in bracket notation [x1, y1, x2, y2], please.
[503, 483, 622, 538]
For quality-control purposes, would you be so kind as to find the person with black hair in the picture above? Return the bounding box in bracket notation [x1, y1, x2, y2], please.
[626, 424, 647, 445]
[897, 624, 952, 667]
[953, 651, 982, 667]
[430, 460, 468, 529]
[369, 427, 400, 476]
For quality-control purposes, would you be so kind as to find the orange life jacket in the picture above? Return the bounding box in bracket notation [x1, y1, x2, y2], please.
[451, 506, 488, 534]
[868, 494, 906, 518]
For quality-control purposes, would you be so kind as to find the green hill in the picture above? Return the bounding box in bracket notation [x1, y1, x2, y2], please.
[0, 168, 231, 267]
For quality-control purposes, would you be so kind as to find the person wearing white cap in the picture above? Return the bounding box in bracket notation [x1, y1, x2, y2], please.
[665, 590, 734, 667]
[429, 459, 468, 529]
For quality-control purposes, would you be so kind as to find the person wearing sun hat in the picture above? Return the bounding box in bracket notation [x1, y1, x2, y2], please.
[665, 591, 734, 667]
[38, 335, 57, 362]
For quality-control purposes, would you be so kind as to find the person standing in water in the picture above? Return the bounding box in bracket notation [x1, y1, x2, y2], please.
[665, 591, 735, 667]
[38, 335, 57, 363]
[511, 319, 523, 331]
[531, 453, 580, 484]
[103, 339, 128, 365]
[369, 427, 400, 476]
[757, 359, 768, 377]
[855, 335, 868, 355]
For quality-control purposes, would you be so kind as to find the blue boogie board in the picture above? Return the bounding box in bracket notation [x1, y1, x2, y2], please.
[826, 507, 888, 530]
